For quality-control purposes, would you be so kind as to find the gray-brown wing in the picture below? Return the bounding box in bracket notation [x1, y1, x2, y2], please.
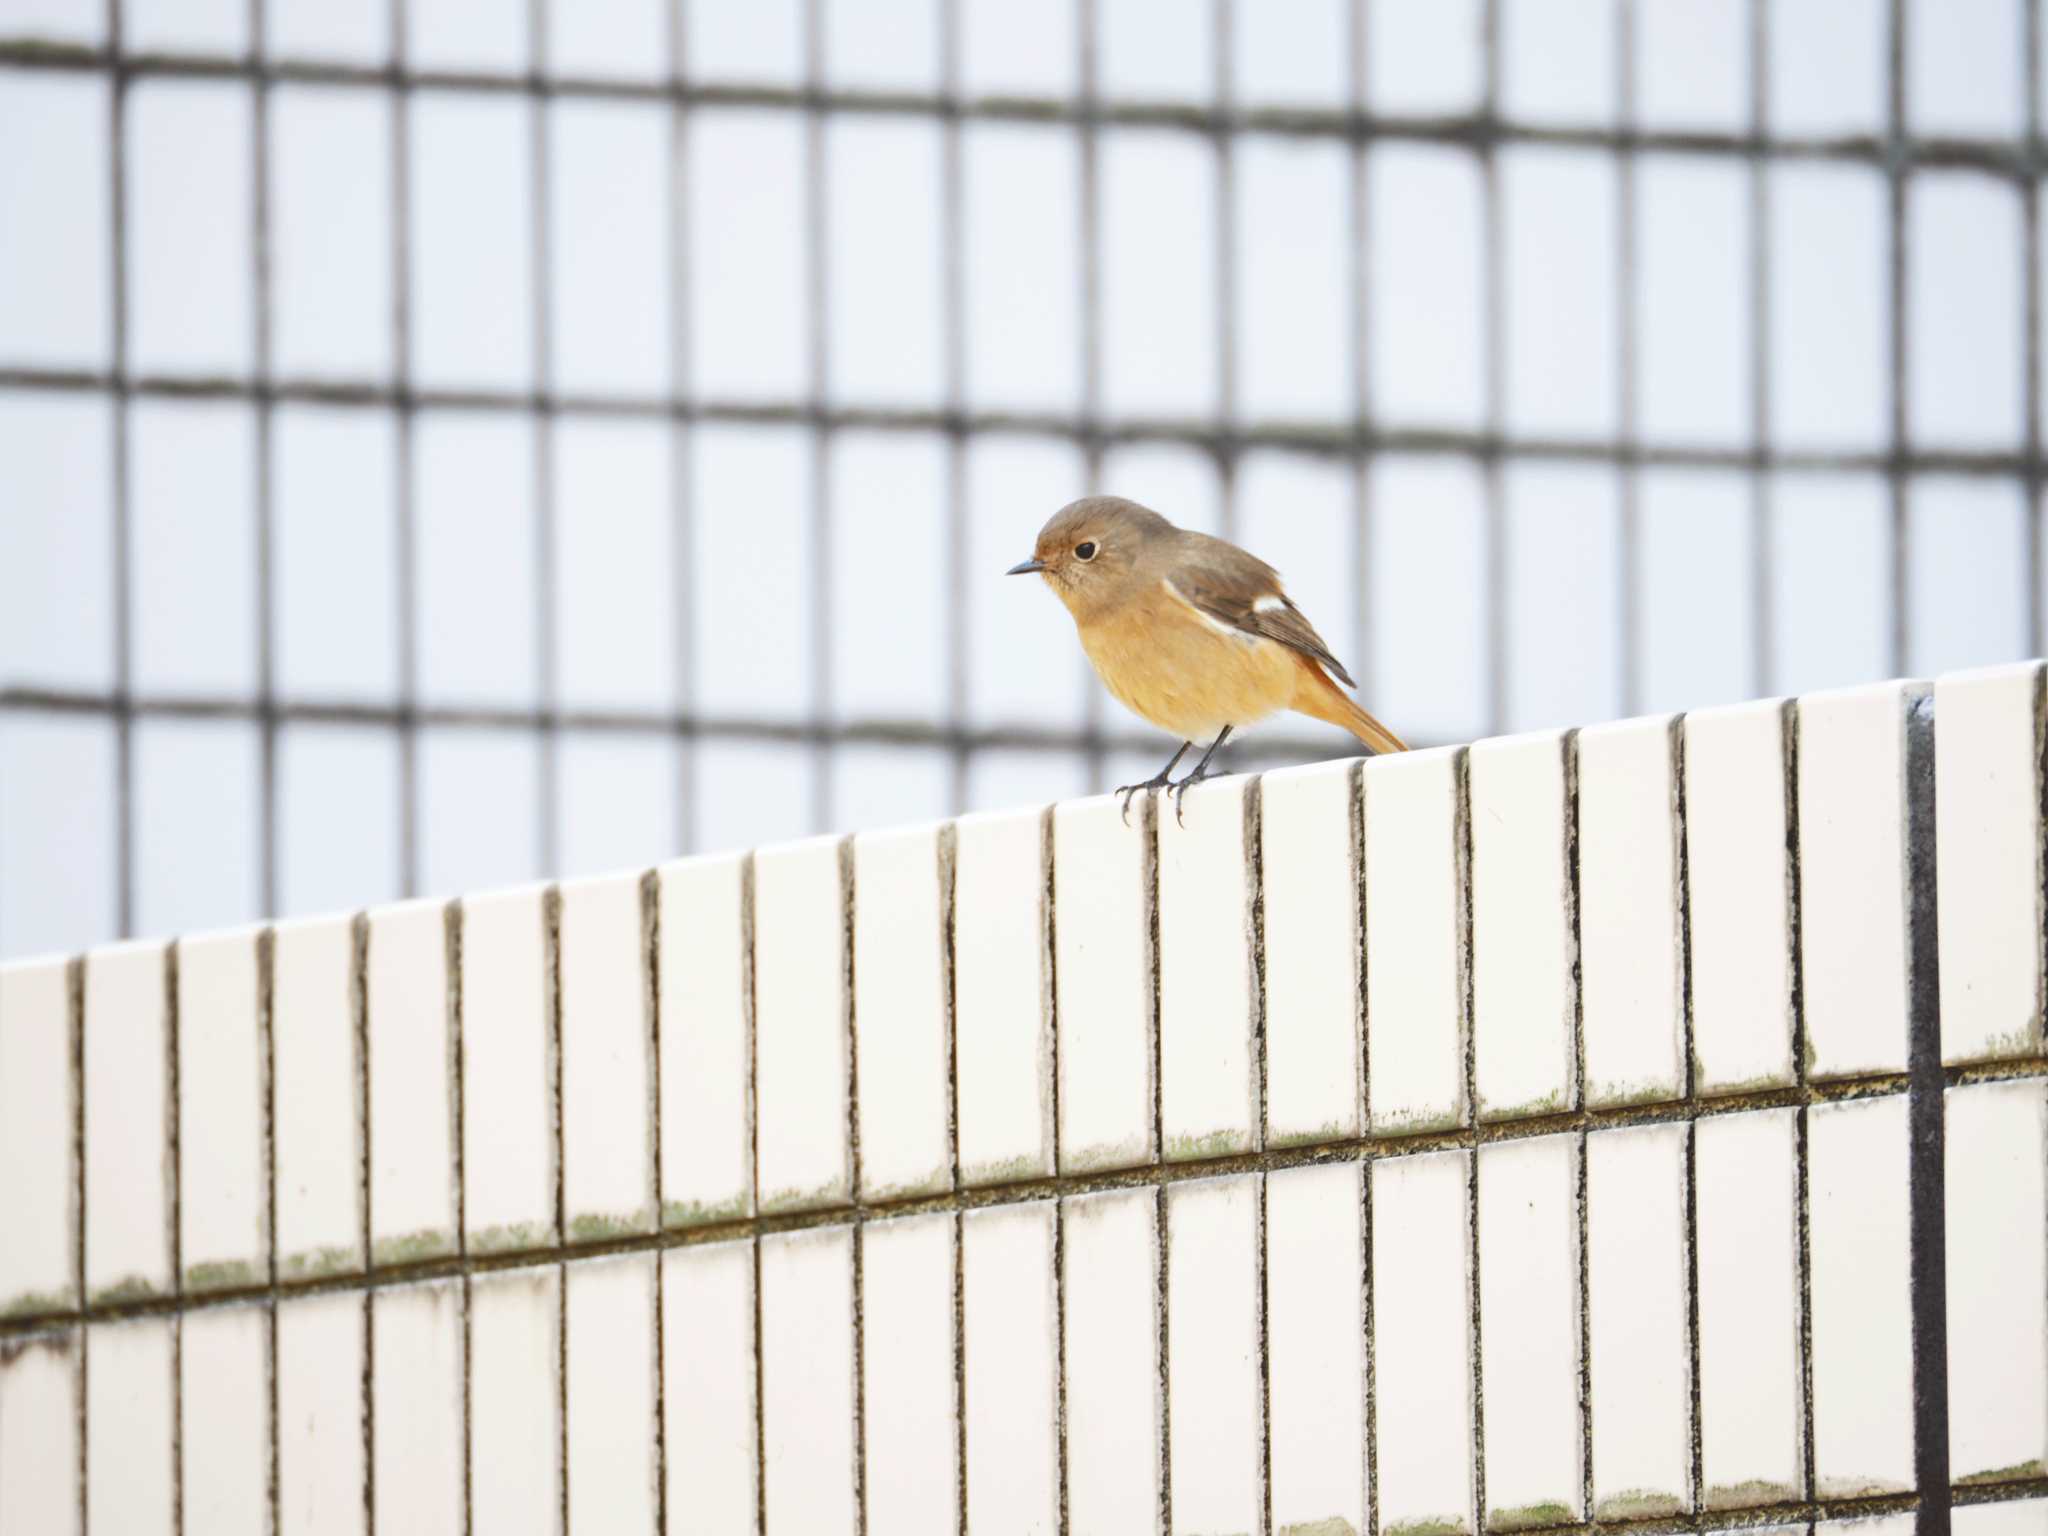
[1167, 535, 1358, 689]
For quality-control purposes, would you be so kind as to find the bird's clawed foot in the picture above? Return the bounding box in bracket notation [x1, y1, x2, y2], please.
[1170, 759, 1222, 825]
[1115, 741, 1192, 825]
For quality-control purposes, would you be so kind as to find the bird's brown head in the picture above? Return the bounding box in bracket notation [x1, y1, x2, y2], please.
[1007, 496, 1174, 620]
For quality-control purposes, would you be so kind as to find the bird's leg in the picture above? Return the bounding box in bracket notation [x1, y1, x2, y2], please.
[1170, 725, 1234, 825]
[1115, 741, 1192, 825]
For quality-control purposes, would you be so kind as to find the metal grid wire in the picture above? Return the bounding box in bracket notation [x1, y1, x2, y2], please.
[2, 707, 2042, 1535]
[0, 0, 2044, 947]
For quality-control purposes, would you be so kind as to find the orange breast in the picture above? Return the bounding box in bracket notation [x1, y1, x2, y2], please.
[1076, 583, 1300, 741]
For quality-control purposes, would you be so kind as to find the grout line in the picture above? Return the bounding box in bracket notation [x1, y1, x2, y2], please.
[446, 897, 473, 1536]
[954, 1208, 968, 1536]
[1784, 699, 1818, 1508]
[258, 927, 280, 1536]
[103, 0, 133, 949]
[165, 941, 183, 1536]
[1249, 775, 1269, 1156]
[1460, 745, 1489, 1535]
[1053, 1196, 1071, 1536]
[642, 869, 668, 1536]
[1257, 1169, 1274, 1536]
[1046, 804, 1070, 1536]
[751, 1229, 767, 1536]
[69, 956, 86, 1532]
[942, 817, 969, 1535]
[1748, 0, 1774, 699]
[391, 0, 420, 904]
[742, 848, 766, 1536]
[803, 0, 833, 836]
[1479, 0, 1506, 740]
[1675, 717, 1705, 1517]
[352, 914, 375, 1535]
[841, 834, 868, 1536]
[1903, 692, 1952, 1536]
[1361, 1141, 1379, 1536]
[1354, 748, 1377, 1536]
[1886, 0, 1911, 680]
[940, 0, 970, 817]
[1155, 1180, 1173, 1536]
[544, 881, 568, 1536]
[667, 0, 697, 856]
[251, 0, 278, 927]
[0, 1064, 1963, 1339]
[1569, 730, 1596, 1525]
[531, 0, 560, 884]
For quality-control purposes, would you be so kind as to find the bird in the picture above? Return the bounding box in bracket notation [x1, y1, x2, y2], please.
[1008, 495, 1408, 822]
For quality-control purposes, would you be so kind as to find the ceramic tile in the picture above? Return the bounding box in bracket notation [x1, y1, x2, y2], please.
[1945, 1081, 2048, 1485]
[753, 838, 852, 1212]
[1157, 776, 1258, 1161]
[953, 806, 1054, 1185]
[557, 872, 655, 1239]
[1578, 717, 1684, 1107]
[1684, 701, 1796, 1094]
[373, 1280, 463, 1532]
[1586, 1123, 1691, 1517]
[0, 1330, 78, 1536]
[760, 1227, 856, 1534]
[0, 958, 75, 1316]
[1364, 748, 1466, 1134]
[863, 1213, 957, 1535]
[1260, 759, 1364, 1148]
[1164, 1174, 1261, 1534]
[366, 900, 456, 1264]
[567, 1253, 659, 1530]
[656, 852, 752, 1225]
[181, 1303, 268, 1536]
[469, 1267, 562, 1536]
[1798, 683, 1920, 1078]
[1267, 1163, 1367, 1536]
[663, 1240, 758, 1535]
[176, 929, 266, 1292]
[272, 916, 364, 1278]
[1954, 1504, 2048, 1536]
[1695, 1108, 1803, 1507]
[86, 1316, 175, 1532]
[853, 824, 952, 1199]
[1936, 664, 2044, 1063]
[1064, 1188, 1162, 1534]
[1470, 732, 1575, 1121]
[1479, 1134, 1582, 1528]
[278, 1291, 366, 1536]
[1055, 794, 1155, 1172]
[1372, 1149, 1474, 1536]
[84, 941, 170, 1301]
[965, 1203, 1059, 1535]
[460, 885, 556, 1253]
[1808, 1096, 1915, 1496]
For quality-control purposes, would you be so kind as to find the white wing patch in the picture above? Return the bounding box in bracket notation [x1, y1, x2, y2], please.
[1162, 578, 1258, 643]
[1252, 594, 1286, 614]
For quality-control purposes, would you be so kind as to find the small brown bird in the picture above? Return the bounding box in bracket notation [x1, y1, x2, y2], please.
[1009, 496, 1408, 820]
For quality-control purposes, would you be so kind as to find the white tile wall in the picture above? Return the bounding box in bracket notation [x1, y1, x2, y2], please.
[460, 885, 556, 1253]
[1260, 759, 1364, 1148]
[1055, 794, 1155, 1172]
[1799, 683, 1921, 1078]
[1579, 717, 1686, 1107]
[1684, 701, 1796, 1093]
[176, 929, 266, 1292]
[760, 1227, 857, 1535]
[1955, 1504, 2048, 1536]
[1945, 1080, 2048, 1485]
[85, 1316, 175, 1533]
[1809, 1096, 1916, 1496]
[1586, 1123, 1691, 1518]
[273, 916, 363, 1278]
[1470, 732, 1575, 1121]
[657, 853, 753, 1225]
[0, 1331, 78, 1536]
[1936, 663, 2044, 1063]
[863, 1212, 957, 1536]
[964, 1203, 1060, 1536]
[182, 1303, 268, 1535]
[469, 1267, 562, 1536]
[373, 1280, 464, 1532]
[1158, 776, 1258, 1160]
[1372, 1150, 1474, 1536]
[84, 941, 170, 1302]
[1695, 1109, 1803, 1507]
[558, 872, 655, 1239]
[663, 1241, 758, 1534]
[366, 900, 456, 1264]
[278, 1291, 366, 1536]
[1479, 1134, 1582, 1528]
[566, 1253, 659, 1531]
[0, 958, 74, 1316]
[1266, 1162, 1366, 1536]
[1063, 1188, 1162, 1534]
[1364, 749, 1466, 1134]
[753, 838, 852, 1212]
[1167, 1175, 1262, 1536]
[853, 824, 953, 1199]
[953, 806, 1055, 1185]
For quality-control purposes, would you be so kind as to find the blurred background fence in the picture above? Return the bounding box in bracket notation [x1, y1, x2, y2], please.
[1, 0, 2044, 959]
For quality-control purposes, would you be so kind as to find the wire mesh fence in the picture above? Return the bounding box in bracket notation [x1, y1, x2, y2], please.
[1, 0, 2044, 958]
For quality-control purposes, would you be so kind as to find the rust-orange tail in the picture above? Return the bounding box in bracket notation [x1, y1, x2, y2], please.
[1291, 662, 1410, 755]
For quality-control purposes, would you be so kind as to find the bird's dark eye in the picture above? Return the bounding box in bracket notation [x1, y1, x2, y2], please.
[1075, 541, 1098, 561]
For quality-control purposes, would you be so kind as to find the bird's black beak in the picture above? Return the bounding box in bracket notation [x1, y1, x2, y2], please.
[1006, 558, 1047, 576]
